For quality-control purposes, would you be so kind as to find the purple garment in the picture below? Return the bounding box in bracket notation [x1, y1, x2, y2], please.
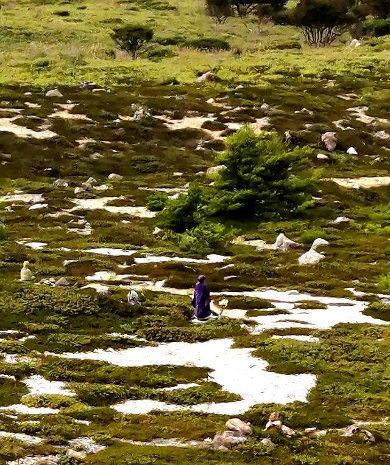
[192, 281, 211, 320]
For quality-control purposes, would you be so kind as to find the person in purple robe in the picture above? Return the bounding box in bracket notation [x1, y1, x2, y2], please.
[192, 275, 211, 320]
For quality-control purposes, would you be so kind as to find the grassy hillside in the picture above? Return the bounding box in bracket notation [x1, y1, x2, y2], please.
[0, 0, 388, 86]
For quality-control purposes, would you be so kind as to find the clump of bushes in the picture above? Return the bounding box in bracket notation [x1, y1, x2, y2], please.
[377, 272, 390, 292]
[145, 45, 176, 61]
[146, 192, 169, 211]
[184, 37, 230, 51]
[111, 24, 154, 59]
[177, 222, 235, 256]
[364, 301, 390, 321]
[363, 19, 390, 37]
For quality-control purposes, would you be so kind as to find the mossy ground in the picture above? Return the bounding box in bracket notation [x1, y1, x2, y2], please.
[0, 1, 390, 463]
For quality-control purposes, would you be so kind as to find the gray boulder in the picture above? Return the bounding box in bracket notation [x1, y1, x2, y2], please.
[46, 89, 63, 98]
[212, 430, 248, 450]
[321, 132, 337, 151]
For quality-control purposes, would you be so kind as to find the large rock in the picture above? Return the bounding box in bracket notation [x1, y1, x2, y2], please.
[212, 430, 248, 450]
[273, 233, 298, 252]
[108, 173, 123, 181]
[207, 165, 226, 176]
[321, 132, 337, 151]
[342, 424, 375, 443]
[45, 89, 63, 98]
[226, 418, 252, 436]
[196, 71, 214, 83]
[52, 179, 69, 189]
[54, 277, 69, 287]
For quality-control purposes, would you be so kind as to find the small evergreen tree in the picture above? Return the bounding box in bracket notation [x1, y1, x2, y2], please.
[206, 0, 234, 23]
[111, 25, 154, 59]
[205, 127, 318, 219]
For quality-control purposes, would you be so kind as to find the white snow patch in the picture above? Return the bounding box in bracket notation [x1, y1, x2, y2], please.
[68, 197, 155, 218]
[134, 254, 227, 265]
[85, 271, 132, 282]
[0, 431, 42, 445]
[86, 248, 137, 257]
[0, 117, 57, 139]
[160, 383, 199, 392]
[0, 194, 44, 204]
[17, 241, 47, 250]
[60, 338, 316, 415]
[0, 405, 59, 415]
[23, 375, 75, 397]
[332, 176, 390, 189]
[272, 335, 320, 343]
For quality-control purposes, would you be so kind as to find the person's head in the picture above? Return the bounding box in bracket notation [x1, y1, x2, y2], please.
[198, 275, 205, 283]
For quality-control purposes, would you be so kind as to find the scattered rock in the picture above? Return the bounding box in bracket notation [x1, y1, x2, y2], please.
[350, 39, 361, 47]
[342, 424, 375, 443]
[273, 233, 299, 252]
[20, 261, 35, 282]
[89, 152, 103, 160]
[321, 132, 337, 151]
[67, 450, 87, 460]
[207, 98, 215, 104]
[0, 153, 12, 161]
[196, 71, 214, 83]
[54, 277, 69, 287]
[45, 89, 63, 98]
[52, 179, 69, 189]
[317, 153, 329, 160]
[212, 430, 247, 450]
[330, 216, 350, 225]
[298, 238, 329, 266]
[305, 427, 327, 438]
[347, 147, 358, 155]
[206, 165, 226, 176]
[80, 81, 97, 90]
[265, 412, 296, 437]
[226, 418, 252, 436]
[260, 103, 270, 111]
[74, 187, 85, 194]
[108, 173, 123, 181]
[260, 438, 276, 448]
[153, 227, 162, 235]
[374, 130, 390, 140]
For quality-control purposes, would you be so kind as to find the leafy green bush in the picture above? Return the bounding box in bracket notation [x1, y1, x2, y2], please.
[111, 24, 154, 59]
[184, 37, 230, 51]
[300, 229, 328, 245]
[156, 184, 204, 233]
[177, 221, 234, 255]
[146, 192, 169, 211]
[363, 19, 390, 37]
[378, 273, 390, 292]
[0, 223, 6, 241]
[145, 45, 176, 61]
[32, 57, 51, 71]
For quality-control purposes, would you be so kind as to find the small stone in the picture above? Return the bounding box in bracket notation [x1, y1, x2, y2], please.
[330, 216, 350, 225]
[52, 179, 69, 189]
[45, 89, 63, 98]
[317, 153, 329, 160]
[206, 165, 226, 176]
[54, 277, 69, 287]
[321, 132, 337, 151]
[0, 153, 12, 160]
[86, 177, 97, 185]
[89, 152, 103, 160]
[350, 39, 361, 47]
[226, 418, 252, 436]
[67, 449, 87, 460]
[212, 430, 247, 449]
[196, 71, 214, 83]
[260, 438, 276, 448]
[207, 98, 215, 104]
[108, 173, 123, 181]
[375, 130, 390, 140]
[347, 147, 358, 155]
[260, 103, 269, 111]
[153, 227, 162, 235]
[273, 233, 299, 252]
[74, 187, 85, 194]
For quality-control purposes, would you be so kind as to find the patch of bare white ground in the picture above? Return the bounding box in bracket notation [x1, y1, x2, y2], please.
[347, 106, 389, 125]
[0, 431, 42, 445]
[332, 177, 390, 189]
[86, 248, 137, 257]
[85, 271, 133, 282]
[7, 456, 59, 465]
[120, 284, 388, 331]
[48, 109, 92, 121]
[134, 254, 227, 265]
[59, 338, 316, 416]
[16, 241, 47, 250]
[272, 335, 320, 343]
[68, 197, 155, 218]
[0, 405, 59, 415]
[22, 375, 75, 397]
[0, 194, 44, 204]
[0, 117, 56, 139]
[122, 438, 209, 448]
